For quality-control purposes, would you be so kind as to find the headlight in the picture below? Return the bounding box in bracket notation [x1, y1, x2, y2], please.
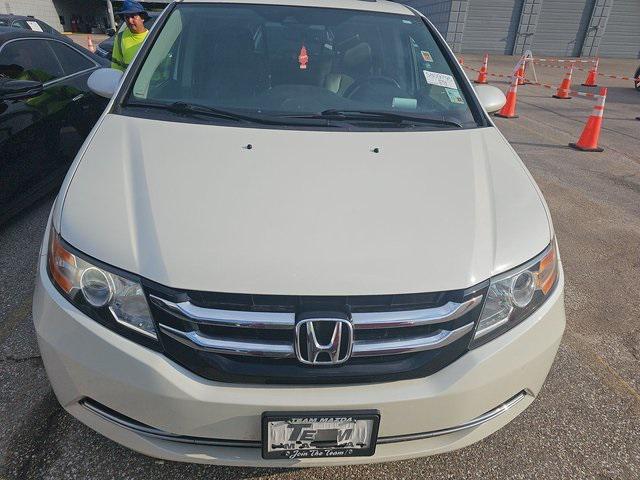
[47, 228, 158, 341]
[470, 241, 559, 348]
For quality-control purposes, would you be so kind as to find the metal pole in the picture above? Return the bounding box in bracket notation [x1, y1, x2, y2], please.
[106, 0, 116, 30]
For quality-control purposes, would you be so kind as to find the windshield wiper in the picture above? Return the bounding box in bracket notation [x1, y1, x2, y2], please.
[127, 101, 258, 123]
[126, 101, 338, 127]
[283, 109, 463, 128]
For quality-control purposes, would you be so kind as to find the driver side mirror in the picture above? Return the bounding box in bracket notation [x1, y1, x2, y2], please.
[0, 79, 43, 100]
[106, 28, 116, 37]
[473, 84, 507, 114]
[88, 68, 123, 98]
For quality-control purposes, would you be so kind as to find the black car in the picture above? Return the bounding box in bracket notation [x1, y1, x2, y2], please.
[0, 28, 109, 225]
[96, 12, 160, 60]
[0, 14, 65, 39]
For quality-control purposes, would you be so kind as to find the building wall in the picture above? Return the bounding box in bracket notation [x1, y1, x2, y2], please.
[402, 0, 452, 37]
[397, 0, 640, 58]
[1, 0, 63, 31]
[463, 0, 524, 54]
[597, 0, 640, 58]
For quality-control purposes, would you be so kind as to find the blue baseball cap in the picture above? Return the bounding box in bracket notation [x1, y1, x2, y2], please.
[117, 1, 147, 17]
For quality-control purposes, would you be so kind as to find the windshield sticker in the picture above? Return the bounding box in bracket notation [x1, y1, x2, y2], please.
[421, 51, 433, 63]
[298, 45, 309, 70]
[26, 21, 43, 32]
[392, 97, 418, 110]
[423, 71, 457, 89]
[445, 88, 465, 104]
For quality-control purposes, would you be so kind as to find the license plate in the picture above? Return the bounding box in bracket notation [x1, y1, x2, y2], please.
[262, 411, 380, 460]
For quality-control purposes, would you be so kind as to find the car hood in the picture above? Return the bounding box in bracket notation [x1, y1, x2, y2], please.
[60, 114, 551, 295]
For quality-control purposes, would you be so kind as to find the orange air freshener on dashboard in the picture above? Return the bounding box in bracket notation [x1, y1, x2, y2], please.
[298, 45, 309, 70]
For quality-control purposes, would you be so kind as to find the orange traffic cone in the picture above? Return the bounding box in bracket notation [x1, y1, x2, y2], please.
[475, 53, 488, 84]
[495, 72, 520, 119]
[516, 63, 526, 85]
[569, 87, 607, 152]
[458, 56, 464, 66]
[582, 58, 598, 87]
[553, 66, 573, 99]
[87, 35, 95, 53]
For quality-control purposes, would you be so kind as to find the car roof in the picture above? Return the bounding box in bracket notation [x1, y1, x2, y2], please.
[0, 14, 44, 21]
[178, 0, 412, 15]
[0, 26, 71, 43]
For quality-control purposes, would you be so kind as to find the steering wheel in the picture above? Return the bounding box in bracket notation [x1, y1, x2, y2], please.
[344, 76, 402, 99]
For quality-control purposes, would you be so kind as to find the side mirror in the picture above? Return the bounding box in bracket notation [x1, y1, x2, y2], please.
[474, 84, 507, 114]
[88, 68, 123, 98]
[106, 28, 116, 37]
[0, 79, 43, 100]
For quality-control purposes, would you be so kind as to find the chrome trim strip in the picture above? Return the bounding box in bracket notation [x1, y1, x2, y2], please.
[351, 296, 482, 329]
[149, 295, 295, 329]
[351, 323, 475, 357]
[150, 294, 481, 330]
[159, 321, 473, 359]
[158, 323, 296, 358]
[377, 390, 529, 444]
[81, 400, 261, 448]
[81, 392, 529, 450]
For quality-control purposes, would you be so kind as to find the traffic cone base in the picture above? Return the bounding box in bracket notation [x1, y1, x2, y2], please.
[581, 83, 598, 87]
[495, 113, 518, 119]
[569, 142, 603, 152]
[553, 94, 572, 99]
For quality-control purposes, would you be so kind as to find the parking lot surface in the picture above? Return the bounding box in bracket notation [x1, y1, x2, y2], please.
[1, 54, 639, 479]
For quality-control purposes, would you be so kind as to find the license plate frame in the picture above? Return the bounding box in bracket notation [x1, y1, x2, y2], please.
[261, 410, 380, 460]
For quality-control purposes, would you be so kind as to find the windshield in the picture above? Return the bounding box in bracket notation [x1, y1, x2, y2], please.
[126, 4, 479, 129]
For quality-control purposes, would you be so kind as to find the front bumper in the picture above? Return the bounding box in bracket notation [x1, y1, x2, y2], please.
[34, 251, 565, 467]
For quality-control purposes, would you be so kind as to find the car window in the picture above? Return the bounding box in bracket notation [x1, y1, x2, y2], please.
[49, 41, 95, 75]
[0, 19, 10, 27]
[129, 4, 478, 129]
[0, 39, 64, 82]
[36, 20, 56, 34]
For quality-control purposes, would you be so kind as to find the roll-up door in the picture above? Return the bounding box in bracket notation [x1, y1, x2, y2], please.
[531, 0, 595, 57]
[461, 0, 524, 54]
[597, 0, 640, 59]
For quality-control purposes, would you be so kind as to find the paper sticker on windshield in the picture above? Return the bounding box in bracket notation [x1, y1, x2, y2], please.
[445, 88, 465, 104]
[26, 21, 43, 32]
[421, 51, 433, 63]
[423, 71, 457, 89]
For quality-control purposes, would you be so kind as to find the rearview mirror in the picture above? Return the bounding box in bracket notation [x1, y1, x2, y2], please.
[473, 84, 507, 114]
[88, 68, 123, 98]
[0, 79, 43, 100]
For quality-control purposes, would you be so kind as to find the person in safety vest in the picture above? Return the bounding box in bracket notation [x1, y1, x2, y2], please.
[111, 1, 149, 71]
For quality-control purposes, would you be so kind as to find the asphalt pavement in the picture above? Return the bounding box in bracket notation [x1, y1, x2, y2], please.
[1, 54, 639, 480]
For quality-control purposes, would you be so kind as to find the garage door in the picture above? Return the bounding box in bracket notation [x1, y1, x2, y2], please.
[597, 0, 640, 59]
[462, 0, 524, 54]
[531, 0, 595, 57]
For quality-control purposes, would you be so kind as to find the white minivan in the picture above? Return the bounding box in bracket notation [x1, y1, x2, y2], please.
[34, 0, 565, 467]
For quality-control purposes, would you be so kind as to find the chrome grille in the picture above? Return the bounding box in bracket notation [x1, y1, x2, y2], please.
[150, 295, 482, 359]
[145, 283, 488, 384]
